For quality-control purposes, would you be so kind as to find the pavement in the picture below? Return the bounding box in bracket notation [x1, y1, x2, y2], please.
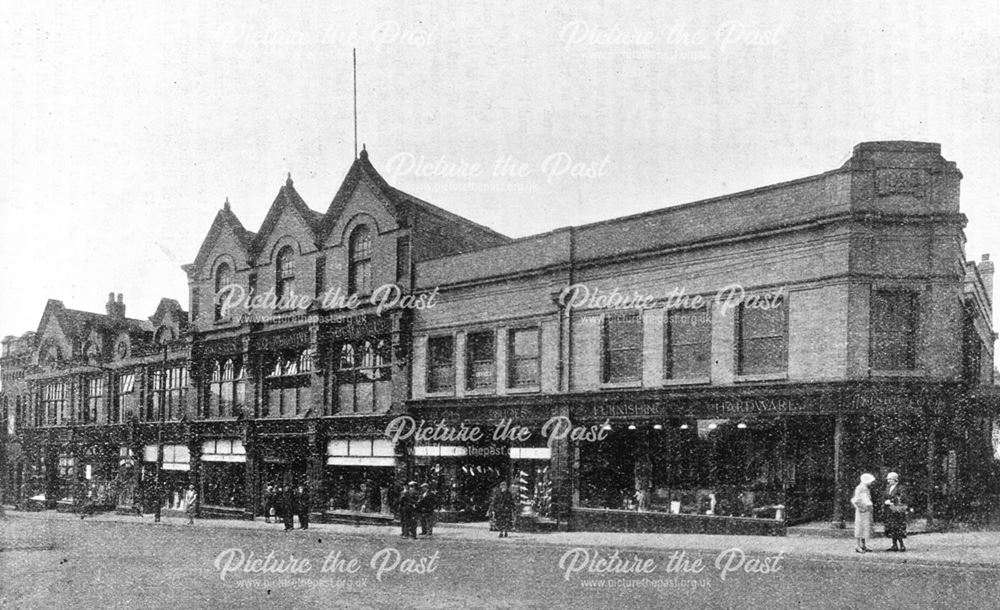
[6, 507, 1000, 568]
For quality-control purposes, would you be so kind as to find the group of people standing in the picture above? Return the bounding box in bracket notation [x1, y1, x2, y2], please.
[851, 471, 908, 553]
[262, 484, 310, 531]
[398, 481, 439, 539]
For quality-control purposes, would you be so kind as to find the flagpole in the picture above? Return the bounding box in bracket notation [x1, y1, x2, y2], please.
[353, 48, 358, 159]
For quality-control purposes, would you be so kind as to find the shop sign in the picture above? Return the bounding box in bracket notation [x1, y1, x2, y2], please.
[254, 329, 310, 352]
[198, 338, 244, 358]
[716, 397, 807, 414]
[324, 314, 392, 340]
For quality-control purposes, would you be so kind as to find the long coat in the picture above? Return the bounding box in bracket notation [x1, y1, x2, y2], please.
[490, 490, 516, 530]
[850, 483, 873, 539]
[882, 483, 907, 539]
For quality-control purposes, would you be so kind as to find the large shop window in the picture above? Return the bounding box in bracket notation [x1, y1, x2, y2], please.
[426, 335, 455, 393]
[336, 338, 391, 413]
[578, 421, 790, 520]
[114, 372, 135, 423]
[141, 444, 191, 510]
[263, 348, 313, 417]
[348, 225, 373, 295]
[324, 439, 395, 514]
[201, 439, 247, 508]
[207, 357, 247, 418]
[214, 262, 233, 321]
[275, 246, 296, 302]
[665, 307, 711, 380]
[41, 382, 67, 426]
[150, 366, 189, 421]
[737, 297, 787, 375]
[510, 447, 554, 519]
[84, 377, 105, 424]
[508, 328, 540, 388]
[871, 290, 918, 370]
[602, 312, 642, 384]
[466, 331, 496, 391]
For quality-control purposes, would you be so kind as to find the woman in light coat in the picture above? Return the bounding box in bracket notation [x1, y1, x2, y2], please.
[850, 473, 875, 553]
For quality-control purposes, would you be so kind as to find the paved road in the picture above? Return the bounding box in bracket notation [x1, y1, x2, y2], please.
[2, 514, 999, 609]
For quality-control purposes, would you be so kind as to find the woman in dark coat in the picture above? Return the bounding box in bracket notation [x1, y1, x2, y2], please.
[489, 481, 516, 538]
[882, 472, 907, 552]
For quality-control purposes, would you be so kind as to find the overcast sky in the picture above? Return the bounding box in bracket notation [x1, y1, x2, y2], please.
[1, 1, 998, 337]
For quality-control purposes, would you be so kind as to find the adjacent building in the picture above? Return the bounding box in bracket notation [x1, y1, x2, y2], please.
[2, 141, 995, 534]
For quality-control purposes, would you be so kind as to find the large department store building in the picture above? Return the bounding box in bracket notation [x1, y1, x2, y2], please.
[1, 141, 996, 534]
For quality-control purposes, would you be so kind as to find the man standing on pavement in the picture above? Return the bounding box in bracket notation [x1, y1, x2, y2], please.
[399, 481, 418, 539]
[282, 485, 295, 531]
[417, 483, 438, 536]
[295, 484, 310, 530]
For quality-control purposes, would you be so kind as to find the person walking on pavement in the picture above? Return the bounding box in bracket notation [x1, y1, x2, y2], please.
[489, 481, 516, 538]
[417, 483, 438, 536]
[851, 472, 875, 553]
[183, 484, 197, 525]
[295, 484, 310, 530]
[882, 472, 908, 552]
[263, 484, 275, 523]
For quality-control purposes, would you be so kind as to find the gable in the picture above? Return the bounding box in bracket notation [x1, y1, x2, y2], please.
[191, 208, 253, 275]
[196, 225, 253, 280]
[323, 180, 400, 247]
[36, 311, 73, 362]
[254, 204, 321, 265]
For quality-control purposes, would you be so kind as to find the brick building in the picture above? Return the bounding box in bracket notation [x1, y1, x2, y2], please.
[1, 141, 996, 534]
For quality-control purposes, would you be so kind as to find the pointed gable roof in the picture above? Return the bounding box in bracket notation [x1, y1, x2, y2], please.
[250, 173, 323, 255]
[319, 149, 509, 244]
[190, 199, 256, 272]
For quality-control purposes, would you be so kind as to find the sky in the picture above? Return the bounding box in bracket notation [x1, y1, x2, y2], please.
[1, 1, 998, 337]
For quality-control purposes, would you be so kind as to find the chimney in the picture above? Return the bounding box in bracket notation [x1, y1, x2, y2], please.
[106, 292, 116, 316]
[116, 293, 126, 318]
[980, 254, 994, 308]
[106, 292, 126, 319]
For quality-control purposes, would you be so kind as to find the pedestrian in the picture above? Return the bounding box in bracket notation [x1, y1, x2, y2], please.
[295, 484, 310, 530]
[399, 481, 418, 539]
[851, 472, 875, 553]
[417, 483, 438, 536]
[183, 484, 197, 525]
[282, 485, 295, 531]
[490, 481, 516, 538]
[882, 472, 907, 552]
[263, 484, 275, 523]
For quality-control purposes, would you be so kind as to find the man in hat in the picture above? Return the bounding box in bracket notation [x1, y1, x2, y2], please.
[882, 472, 907, 552]
[399, 481, 418, 539]
[416, 482, 438, 536]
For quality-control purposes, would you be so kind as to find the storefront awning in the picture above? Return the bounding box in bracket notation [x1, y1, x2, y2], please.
[201, 439, 247, 463]
[327, 438, 395, 466]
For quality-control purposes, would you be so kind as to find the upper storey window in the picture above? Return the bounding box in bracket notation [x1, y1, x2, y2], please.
[349, 225, 373, 295]
[276, 246, 296, 302]
[214, 262, 233, 321]
[871, 290, 918, 371]
[737, 297, 787, 375]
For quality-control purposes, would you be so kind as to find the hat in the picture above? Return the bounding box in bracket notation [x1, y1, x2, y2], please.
[887, 472, 899, 481]
[860, 473, 875, 485]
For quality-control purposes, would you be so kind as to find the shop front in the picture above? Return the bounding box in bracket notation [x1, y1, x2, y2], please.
[200, 438, 247, 512]
[322, 437, 396, 523]
[141, 443, 191, 512]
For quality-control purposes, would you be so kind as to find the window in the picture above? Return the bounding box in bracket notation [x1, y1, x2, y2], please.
[214, 262, 233, 321]
[466, 331, 496, 390]
[115, 372, 135, 423]
[315, 256, 326, 297]
[276, 246, 296, 302]
[602, 313, 642, 384]
[207, 357, 247, 418]
[335, 338, 392, 413]
[262, 349, 313, 417]
[427, 335, 455, 393]
[665, 307, 711, 379]
[737, 297, 787, 375]
[42, 382, 67, 426]
[871, 290, 917, 370]
[151, 366, 189, 421]
[190, 286, 200, 321]
[349, 225, 373, 295]
[508, 328, 540, 388]
[396, 236, 411, 283]
[84, 377, 105, 424]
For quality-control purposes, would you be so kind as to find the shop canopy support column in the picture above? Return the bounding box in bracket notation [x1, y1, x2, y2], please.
[831, 414, 845, 528]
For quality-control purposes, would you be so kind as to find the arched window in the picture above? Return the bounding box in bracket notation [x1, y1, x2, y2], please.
[214, 262, 233, 321]
[276, 246, 296, 301]
[348, 225, 372, 295]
